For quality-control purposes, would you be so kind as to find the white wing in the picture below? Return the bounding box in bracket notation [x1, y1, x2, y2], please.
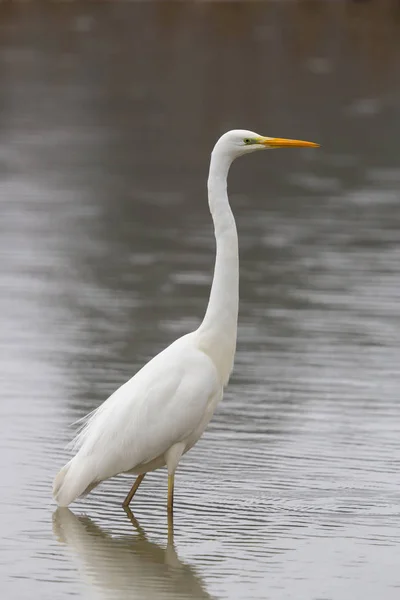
[72, 336, 220, 482]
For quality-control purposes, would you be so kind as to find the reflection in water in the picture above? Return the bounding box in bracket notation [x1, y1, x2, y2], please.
[53, 508, 213, 600]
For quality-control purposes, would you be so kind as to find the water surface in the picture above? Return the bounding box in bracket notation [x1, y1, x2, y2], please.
[1, 2, 400, 599]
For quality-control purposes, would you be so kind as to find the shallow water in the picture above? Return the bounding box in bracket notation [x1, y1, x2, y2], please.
[1, 2, 400, 599]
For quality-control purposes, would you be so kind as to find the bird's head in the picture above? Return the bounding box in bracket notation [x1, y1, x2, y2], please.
[213, 129, 319, 161]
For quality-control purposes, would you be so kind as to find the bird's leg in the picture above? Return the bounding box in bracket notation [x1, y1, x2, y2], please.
[122, 473, 146, 507]
[167, 473, 175, 516]
[165, 442, 184, 518]
[167, 508, 174, 546]
[123, 506, 147, 540]
[123, 505, 141, 530]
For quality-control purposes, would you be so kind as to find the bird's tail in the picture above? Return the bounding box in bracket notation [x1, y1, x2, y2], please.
[53, 456, 99, 507]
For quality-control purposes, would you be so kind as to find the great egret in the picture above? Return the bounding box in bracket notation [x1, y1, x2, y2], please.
[53, 129, 319, 513]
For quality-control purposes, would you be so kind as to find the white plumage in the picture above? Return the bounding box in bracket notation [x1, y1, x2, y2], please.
[54, 336, 220, 506]
[53, 129, 318, 511]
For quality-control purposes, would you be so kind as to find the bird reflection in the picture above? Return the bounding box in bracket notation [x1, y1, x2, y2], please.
[53, 508, 213, 600]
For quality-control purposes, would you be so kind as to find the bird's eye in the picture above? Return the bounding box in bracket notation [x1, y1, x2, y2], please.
[244, 138, 251, 144]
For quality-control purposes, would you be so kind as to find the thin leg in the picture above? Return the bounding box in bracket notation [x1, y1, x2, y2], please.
[167, 509, 174, 546]
[167, 473, 175, 516]
[122, 473, 146, 508]
[123, 506, 147, 540]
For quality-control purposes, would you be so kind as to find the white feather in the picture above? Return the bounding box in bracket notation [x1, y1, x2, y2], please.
[54, 334, 221, 506]
[53, 128, 318, 508]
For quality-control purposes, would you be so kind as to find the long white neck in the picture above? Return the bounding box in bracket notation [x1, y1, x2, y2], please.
[197, 147, 238, 385]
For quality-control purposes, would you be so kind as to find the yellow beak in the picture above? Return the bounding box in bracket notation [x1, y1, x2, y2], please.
[258, 136, 320, 148]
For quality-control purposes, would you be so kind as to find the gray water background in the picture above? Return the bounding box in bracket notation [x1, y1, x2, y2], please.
[0, 2, 400, 599]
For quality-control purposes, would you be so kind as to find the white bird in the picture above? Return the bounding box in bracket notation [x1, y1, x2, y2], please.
[53, 129, 319, 513]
